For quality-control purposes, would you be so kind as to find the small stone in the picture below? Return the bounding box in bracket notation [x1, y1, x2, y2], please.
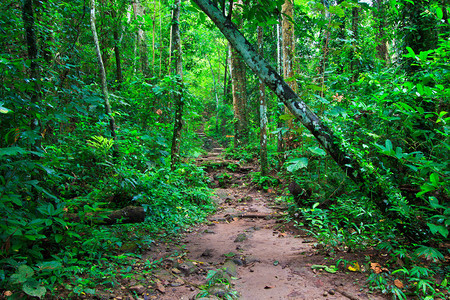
[201, 249, 214, 258]
[171, 268, 182, 274]
[328, 289, 336, 295]
[232, 258, 243, 266]
[223, 260, 238, 277]
[129, 284, 146, 295]
[179, 261, 197, 275]
[170, 278, 184, 287]
[323, 291, 328, 297]
[234, 233, 247, 242]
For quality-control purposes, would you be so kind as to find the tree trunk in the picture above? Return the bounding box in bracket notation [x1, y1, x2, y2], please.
[133, 0, 150, 76]
[206, 54, 220, 134]
[229, 0, 248, 147]
[190, 0, 432, 241]
[350, 7, 360, 82]
[190, 0, 371, 195]
[112, 9, 123, 88]
[90, 0, 117, 143]
[276, 21, 284, 155]
[170, 0, 184, 170]
[258, 26, 268, 176]
[113, 29, 123, 88]
[22, 0, 42, 151]
[374, 0, 389, 64]
[282, 0, 298, 144]
[282, 0, 297, 93]
[65, 206, 145, 225]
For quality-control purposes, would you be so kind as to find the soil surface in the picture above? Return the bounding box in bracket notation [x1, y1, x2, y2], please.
[132, 143, 388, 300]
[85, 142, 389, 300]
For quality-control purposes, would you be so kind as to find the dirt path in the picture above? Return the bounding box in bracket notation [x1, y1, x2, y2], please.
[143, 147, 387, 300]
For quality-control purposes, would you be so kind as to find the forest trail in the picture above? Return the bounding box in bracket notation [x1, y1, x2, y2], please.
[137, 143, 387, 300]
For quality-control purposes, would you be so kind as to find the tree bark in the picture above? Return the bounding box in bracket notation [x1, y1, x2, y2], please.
[90, 0, 118, 142]
[374, 0, 389, 64]
[282, 0, 297, 93]
[206, 54, 220, 133]
[350, 7, 360, 82]
[133, 0, 150, 76]
[276, 21, 284, 155]
[112, 8, 123, 88]
[282, 0, 298, 142]
[170, 0, 184, 170]
[258, 26, 268, 176]
[229, 0, 248, 147]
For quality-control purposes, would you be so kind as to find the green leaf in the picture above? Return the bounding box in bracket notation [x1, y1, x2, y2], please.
[430, 173, 439, 187]
[414, 245, 444, 262]
[279, 114, 295, 121]
[329, 5, 345, 17]
[0, 147, 28, 157]
[427, 223, 449, 238]
[10, 265, 34, 284]
[0, 106, 12, 114]
[36, 261, 62, 270]
[405, 46, 416, 58]
[428, 196, 440, 209]
[308, 146, 326, 156]
[436, 7, 443, 20]
[55, 234, 63, 243]
[286, 157, 308, 173]
[417, 184, 435, 197]
[385, 139, 393, 153]
[23, 278, 46, 298]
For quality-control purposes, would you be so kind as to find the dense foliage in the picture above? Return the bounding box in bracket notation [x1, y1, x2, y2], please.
[0, 0, 448, 298]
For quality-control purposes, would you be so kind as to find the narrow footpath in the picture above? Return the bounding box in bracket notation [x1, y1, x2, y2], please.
[144, 143, 387, 300]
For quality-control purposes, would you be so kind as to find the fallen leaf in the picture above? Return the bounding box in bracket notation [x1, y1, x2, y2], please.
[370, 262, 383, 274]
[348, 262, 360, 272]
[394, 279, 404, 289]
[278, 232, 287, 237]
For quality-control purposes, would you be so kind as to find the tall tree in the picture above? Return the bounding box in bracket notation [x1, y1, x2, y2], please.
[282, 0, 298, 147]
[90, 0, 118, 143]
[258, 26, 268, 176]
[133, 0, 150, 76]
[350, 5, 360, 82]
[374, 0, 390, 63]
[22, 0, 42, 150]
[229, 0, 248, 147]
[170, 0, 184, 170]
[112, 5, 124, 88]
[282, 0, 297, 93]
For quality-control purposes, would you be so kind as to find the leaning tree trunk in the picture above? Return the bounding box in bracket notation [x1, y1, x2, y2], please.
[191, 0, 381, 203]
[191, 0, 429, 242]
[90, 0, 117, 143]
[169, 0, 184, 170]
[258, 26, 268, 176]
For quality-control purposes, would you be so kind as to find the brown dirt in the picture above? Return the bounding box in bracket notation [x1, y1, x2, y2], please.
[138, 148, 388, 300]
